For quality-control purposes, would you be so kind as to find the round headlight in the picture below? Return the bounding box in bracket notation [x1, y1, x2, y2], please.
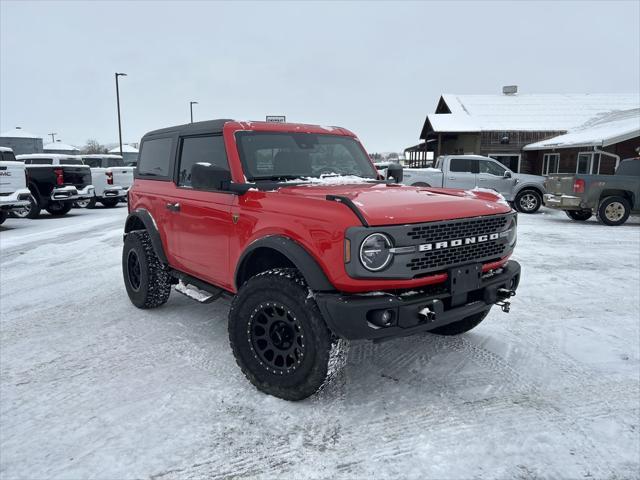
[360, 233, 393, 271]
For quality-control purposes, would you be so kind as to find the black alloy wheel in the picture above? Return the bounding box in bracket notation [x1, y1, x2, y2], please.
[127, 249, 142, 292]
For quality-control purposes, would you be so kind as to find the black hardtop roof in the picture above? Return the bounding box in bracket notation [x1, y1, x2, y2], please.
[143, 119, 234, 139]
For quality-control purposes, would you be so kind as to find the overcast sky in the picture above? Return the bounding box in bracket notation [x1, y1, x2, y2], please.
[1, 1, 639, 152]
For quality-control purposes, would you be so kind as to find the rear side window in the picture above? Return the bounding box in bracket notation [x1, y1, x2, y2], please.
[26, 158, 53, 165]
[616, 160, 640, 176]
[83, 158, 102, 168]
[449, 158, 476, 173]
[138, 137, 173, 178]
[106, 158, 125, 168]
[177, 135, 229, 188]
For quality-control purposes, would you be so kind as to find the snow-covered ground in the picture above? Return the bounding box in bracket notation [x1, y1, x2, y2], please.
[1, 207, 639, 479]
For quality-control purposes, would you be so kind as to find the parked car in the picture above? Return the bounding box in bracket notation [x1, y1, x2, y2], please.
[14, 154, 94, 218]
[0, 147, 31, 224]
[122, 119, 521, 401]
[544, 158, 640, 226]
[78, 154, 134, 208]
[401, 155, 546, 213]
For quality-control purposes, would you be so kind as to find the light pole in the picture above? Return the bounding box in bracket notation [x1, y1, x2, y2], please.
[190, 101, 198, 123]
[115, 72, 127, 156]
[48, 132, 57, 143]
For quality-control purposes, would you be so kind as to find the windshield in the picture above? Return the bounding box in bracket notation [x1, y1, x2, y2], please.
[236, 132, 377, 182]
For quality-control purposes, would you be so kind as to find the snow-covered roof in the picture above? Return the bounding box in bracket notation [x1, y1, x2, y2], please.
[43, 142, 79, 151]
[523, 108, 640, 150]
[108, 144, 138, 153]
[0, 127, 42, 139]
[423, 93, 640, 134]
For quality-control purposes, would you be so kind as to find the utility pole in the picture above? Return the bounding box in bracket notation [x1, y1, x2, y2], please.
[190, 101, 198, 123]
[48, 133, 57, 143]
[115, 72, 127, 156]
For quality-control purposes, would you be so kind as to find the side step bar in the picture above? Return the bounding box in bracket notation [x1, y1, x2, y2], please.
[170, 270, 227, 304]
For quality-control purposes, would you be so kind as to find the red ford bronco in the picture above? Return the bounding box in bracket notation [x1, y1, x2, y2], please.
[123, 119, 520, 400]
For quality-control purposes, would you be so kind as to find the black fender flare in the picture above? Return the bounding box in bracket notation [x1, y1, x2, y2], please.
[124, 209, 168, 265]
[235, 235, 334, 292]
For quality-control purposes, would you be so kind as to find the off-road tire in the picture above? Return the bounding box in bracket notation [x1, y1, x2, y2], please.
[429, 309, 490, 336]
[46, 202, 73, 216]
[122, 230, 171, 309]
[101, 198, 119, 208]
[0, 211, 7, 225]
[514, 189, 542, 214]
[12, 194, 40, 219]
[565, 209, 592, 221]
[596, 196, 630, 226]
[228, 268, 332, 401]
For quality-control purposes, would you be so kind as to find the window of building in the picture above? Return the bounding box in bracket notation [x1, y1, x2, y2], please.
[576, 153, 596, 174]
[489, 154, 520, 172]
[542, 153, 560, 175]
[177, 135, 229, 188]
[138, 137, 173, 178]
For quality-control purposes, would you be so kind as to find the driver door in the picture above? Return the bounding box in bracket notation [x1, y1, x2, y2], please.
[476, 159, 516, 199]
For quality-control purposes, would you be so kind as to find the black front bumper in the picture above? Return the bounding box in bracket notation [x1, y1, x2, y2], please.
[315, 260, 521, 341]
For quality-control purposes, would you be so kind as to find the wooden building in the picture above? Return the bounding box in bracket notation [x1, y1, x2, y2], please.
[409, 88, 639, 174]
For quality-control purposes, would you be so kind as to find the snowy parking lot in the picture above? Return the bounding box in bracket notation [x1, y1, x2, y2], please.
[1, 206, 639, 479]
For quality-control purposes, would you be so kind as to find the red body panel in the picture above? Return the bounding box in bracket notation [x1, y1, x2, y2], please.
[130, 121, 513, 294]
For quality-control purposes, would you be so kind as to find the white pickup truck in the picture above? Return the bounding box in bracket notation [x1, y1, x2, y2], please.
[0, 147, 32, 224]
[79, 155, 134, 208]
[401, 155, 547, 213]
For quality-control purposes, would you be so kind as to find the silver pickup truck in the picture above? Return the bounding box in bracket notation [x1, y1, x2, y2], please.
[401, 155, 546, 213]
[544, 158, 640, 226]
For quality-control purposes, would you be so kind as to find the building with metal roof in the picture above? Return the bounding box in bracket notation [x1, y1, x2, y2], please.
[0, 127, 44, 155]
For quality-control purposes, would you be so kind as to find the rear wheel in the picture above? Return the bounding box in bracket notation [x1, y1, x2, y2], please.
[565, 209, 592, 221]
[101, 198, 119, 208]
[0, 211, 7, 225]
[597, 196, 630, 226]
[12, 194, 40, 219]
[429, 310, 489, 336]
[75, 198, 91, 208]
[46, 202, 72, 216]
[229, 268, 332, 401]
[122, 230, 171, 308]
[515, 189, 542, 214]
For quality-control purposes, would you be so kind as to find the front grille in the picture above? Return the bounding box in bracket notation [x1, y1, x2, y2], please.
[407, 241, 506, 272]
[404, 214, 511, 275]
[407, 215, 508, 241]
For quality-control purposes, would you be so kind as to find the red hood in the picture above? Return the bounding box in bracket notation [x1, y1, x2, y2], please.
[276, 183, 511, 226]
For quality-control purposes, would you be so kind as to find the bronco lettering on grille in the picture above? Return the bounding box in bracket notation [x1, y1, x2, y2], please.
[418, 233, 499, 252]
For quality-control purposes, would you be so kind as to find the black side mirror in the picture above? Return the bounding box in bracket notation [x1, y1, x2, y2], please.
[503, 170, 512, 178]
[387, 163, 403, 183]
[191, 163, 231, 191]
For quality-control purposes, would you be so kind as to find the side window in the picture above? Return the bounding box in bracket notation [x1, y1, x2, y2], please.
[449, 158, 475, 173]
[138, 137, 173, 178]
[177, 135, 229, 188]
[478, 160, 506, 176]
[83, 158, 102, 168]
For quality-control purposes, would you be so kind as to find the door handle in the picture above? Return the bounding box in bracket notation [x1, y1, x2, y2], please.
[166, 202, 180, 212]
[478, 178, 487, 181]
[448, 176, 456, 180]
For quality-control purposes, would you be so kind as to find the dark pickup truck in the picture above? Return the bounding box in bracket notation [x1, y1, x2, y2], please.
[544, 158, 640, 226]
[14, 154, 94, 218]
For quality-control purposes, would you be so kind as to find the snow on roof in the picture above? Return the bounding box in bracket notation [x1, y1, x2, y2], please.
[108, 144, 138, 153]
[523, 108, 640, 150]
[426, 93, 640, 133]
[0, 127, 42, 139]
[43, 142, 79, 151]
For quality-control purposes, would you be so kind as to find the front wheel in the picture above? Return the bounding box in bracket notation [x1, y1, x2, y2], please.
[515, 189, 542, 214]
[46, 202, 73, 216]
[429, 310, 489, 336]
[565, 209, 592, 221]
[597, 196, 630, 226]
[75, 198, 91, 208]
[229, 268, 332, 401]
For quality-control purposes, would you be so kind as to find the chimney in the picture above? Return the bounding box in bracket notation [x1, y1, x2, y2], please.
[502, 85, 518, 95]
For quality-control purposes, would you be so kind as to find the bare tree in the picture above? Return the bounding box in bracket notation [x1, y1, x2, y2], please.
[81, 139, 107, 154]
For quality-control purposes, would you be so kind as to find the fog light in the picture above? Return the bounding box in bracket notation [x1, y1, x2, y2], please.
[367, 309, 395, 328]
